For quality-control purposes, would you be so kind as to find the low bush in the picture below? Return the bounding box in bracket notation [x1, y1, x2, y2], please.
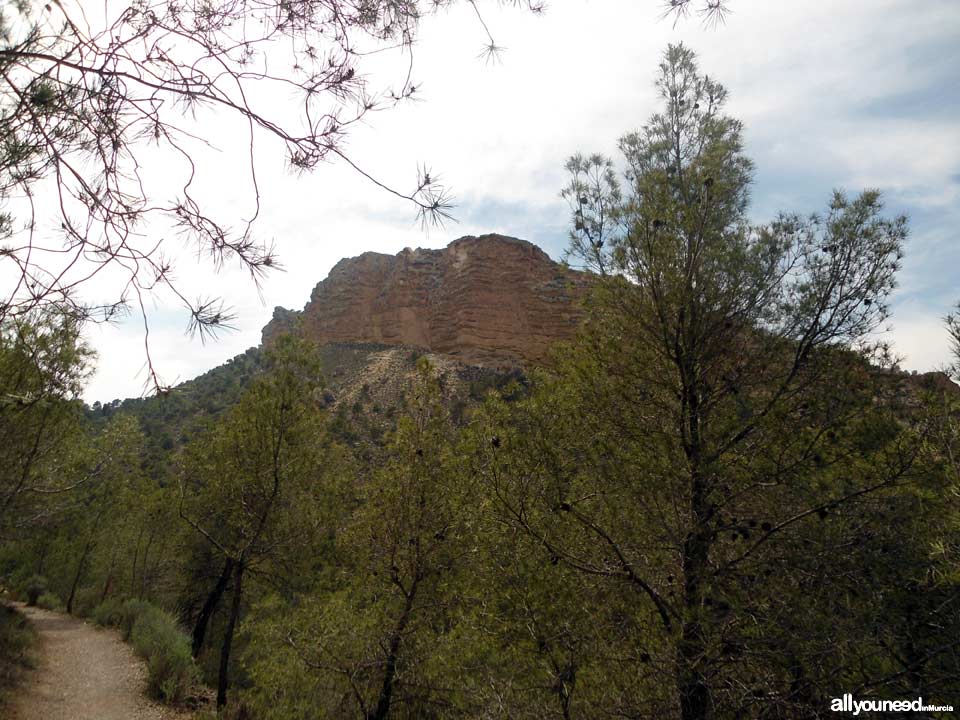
[0, 604, 36, 697]
[88, 597, 198, 704]
[118, 599, 153, 641]
[91, 598, 124, 627]
[71, 587, 101, 618]
[23, 576, 47, 607]
[36, 592, 62, 612]
[128, 605, 197, 703]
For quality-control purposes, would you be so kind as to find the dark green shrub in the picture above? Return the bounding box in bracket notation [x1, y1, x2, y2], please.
[91, 598, 123, 627]
[98, 599, 198, 704]
[0, 603, 36, 692]
[36, 592, 61, 612]
[128, 605, 197, 703]
[118, 598, 152, 641]
[23, 576, 47, 607]
[71, 587, 101, 618]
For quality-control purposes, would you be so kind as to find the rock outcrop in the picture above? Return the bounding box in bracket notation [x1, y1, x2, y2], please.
[262, 234, 592, 367]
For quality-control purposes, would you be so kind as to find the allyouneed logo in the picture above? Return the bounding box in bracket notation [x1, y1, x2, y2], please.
[831, 694, 954, 715]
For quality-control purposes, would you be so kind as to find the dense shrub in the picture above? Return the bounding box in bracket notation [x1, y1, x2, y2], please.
[23, 576, 47, 607]
[71, 587, 101, 618]
[36, 592, 62, 612]
[94, 598, 197, 704]
[118, 599, 153, 641]
[0, 604, 36, 695]
[128, 605, 197, 703]
[91, 598, 124, 627]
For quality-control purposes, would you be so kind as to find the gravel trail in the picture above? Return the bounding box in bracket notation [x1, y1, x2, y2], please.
[10, 604, 191, 720]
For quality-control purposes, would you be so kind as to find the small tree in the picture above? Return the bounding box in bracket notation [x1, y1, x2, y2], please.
[179, 334, 335, 708]
[0, 310, 93, 535]
[246, 360, 476, 719]
[61, 415, 145, 614]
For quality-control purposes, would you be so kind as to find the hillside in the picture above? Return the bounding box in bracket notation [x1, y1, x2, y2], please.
[92, 235, 584, 454]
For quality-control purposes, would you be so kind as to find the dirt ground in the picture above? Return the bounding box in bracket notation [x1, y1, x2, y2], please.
[9, 604, 191, 720]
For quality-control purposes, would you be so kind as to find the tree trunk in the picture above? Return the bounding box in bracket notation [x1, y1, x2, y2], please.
[66, 539, 94, 615]
[676, 568, 712, 720]
[100, 572, 113, 605]
[100, 549, 117, 604]
[139, 529, 156, 599]
[192, 556, 235, 658]
[676, 347, 715, 720]
[369, 582, 418, 720]
[217, 562, 244, 709]
[676, 467, 715, 720]
[130, 526, 144, 595]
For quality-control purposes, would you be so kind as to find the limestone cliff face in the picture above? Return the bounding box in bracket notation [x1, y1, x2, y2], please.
[262, 234, 592, 367]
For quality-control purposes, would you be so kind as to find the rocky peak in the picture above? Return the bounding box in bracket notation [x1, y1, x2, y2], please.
[262, 234, 592, 367]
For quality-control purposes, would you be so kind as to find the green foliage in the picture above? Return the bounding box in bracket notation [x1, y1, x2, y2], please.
[91, 598, 124, 628]
[243, 360, 476, 718]
[36, 592, 62, 612]
[0, 604, 36, 697]
[0, 38, 954, 716]
[466, 366, 527, 402]
[70, 587, 100, 618]
[88, 347, 264, 478]
[0, 311, 92, 537]
[179, 334, 347, 708]
[92, 597, 198, 703]
[119, 599, 154, 641]
[23, 576, 47, 607]
[180, 337, 337, 580]
[479, 42, 936, 719]
[128, 604, 198, 703]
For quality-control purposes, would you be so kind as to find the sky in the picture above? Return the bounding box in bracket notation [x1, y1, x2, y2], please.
[72, 0, 960, 402]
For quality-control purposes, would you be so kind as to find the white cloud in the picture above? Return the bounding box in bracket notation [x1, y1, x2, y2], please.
[887, 302, 955, 374]
[62, 0, 960, 401]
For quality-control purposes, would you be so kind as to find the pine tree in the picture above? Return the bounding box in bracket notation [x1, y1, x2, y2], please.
[480, 44, 925, 719]
[179, 334, 337, 708]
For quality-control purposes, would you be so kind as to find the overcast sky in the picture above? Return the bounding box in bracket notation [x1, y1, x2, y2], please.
[79, 0, 960, 403]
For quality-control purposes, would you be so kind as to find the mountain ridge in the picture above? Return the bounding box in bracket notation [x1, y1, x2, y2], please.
[261, 233, 593, 368]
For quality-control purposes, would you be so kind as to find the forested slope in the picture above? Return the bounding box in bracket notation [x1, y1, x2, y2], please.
[2, 45, 958, 720]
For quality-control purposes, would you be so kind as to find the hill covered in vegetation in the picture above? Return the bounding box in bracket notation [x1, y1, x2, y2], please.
[3, 46, 959, 720]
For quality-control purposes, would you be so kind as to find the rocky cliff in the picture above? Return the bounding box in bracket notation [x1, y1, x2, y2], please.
[262, 234, 592, 368]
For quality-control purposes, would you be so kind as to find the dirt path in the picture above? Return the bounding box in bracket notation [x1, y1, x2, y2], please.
[10, 604, 191, 720]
